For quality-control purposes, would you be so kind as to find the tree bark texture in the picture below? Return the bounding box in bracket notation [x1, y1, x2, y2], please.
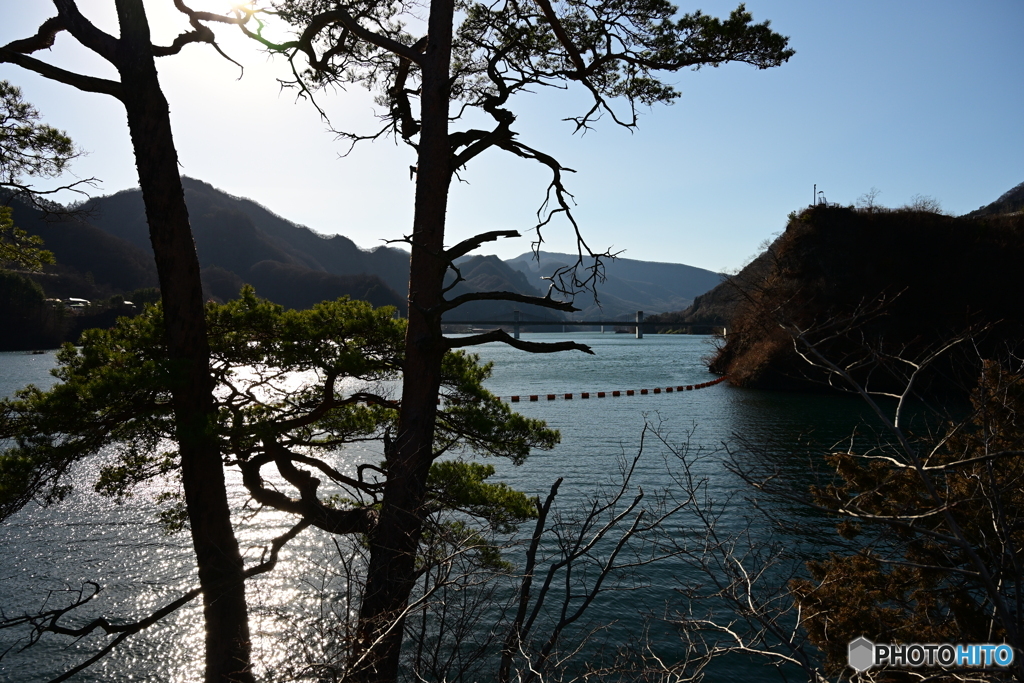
[113, 2, 253, 681]
[350, 0, 455, 679]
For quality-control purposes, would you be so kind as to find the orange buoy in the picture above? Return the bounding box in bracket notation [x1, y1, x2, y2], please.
[547, 394, 556, 400]
[627, 390, 635, 396]
[581, 392, 589, 399]
[530, 395, 538, 401]
[564, 393, 573, 400]
[597, 391, 606, 398]
[613, 390, 621, 397]
[511, 396, 520, 402]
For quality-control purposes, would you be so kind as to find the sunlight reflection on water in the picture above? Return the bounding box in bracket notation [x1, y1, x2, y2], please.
[1, 337, 872, 681]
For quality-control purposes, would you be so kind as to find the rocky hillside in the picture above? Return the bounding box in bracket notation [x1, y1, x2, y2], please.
[708, 202, 1024, 391]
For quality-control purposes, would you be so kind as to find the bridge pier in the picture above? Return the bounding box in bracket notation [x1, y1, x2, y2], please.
[636, 310, 644, 339]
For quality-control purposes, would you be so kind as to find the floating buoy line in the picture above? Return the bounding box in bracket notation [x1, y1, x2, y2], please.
[498, 375, 728, 403]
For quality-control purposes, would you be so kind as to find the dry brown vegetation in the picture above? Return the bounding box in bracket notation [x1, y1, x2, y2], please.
[709, 204, 1024, 391]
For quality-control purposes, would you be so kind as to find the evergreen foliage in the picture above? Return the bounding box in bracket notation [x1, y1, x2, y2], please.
[0, 287, 555, 538]
[2, 2, 793, 680]
[233, 3, 793, 678]
[0, 206, 53, 271]
[0, 79, 80, 200]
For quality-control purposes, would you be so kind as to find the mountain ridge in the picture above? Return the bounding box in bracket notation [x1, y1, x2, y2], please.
[506, 250, 723, 320]
[8, 178, 726, 326]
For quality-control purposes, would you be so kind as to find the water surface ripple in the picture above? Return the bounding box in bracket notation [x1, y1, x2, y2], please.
[1, 336, 871, 681]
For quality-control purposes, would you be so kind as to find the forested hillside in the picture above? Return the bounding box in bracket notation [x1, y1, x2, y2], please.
[78, 177, 409, 312]
[7, 179, 733, 340]
[706, 200, 1024, 390]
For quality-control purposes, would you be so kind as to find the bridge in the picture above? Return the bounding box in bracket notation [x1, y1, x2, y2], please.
[441, 311, 726, 339]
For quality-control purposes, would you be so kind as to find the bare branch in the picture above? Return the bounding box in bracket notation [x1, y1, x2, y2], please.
[533, 0, 587, 73]
[0, 48, 123, 99]
[237, 441, 378, 535]
[441, 289, 579, 314]
[444, 329, 593, 354]
[271, 8, 424, 67]
[444, 229, 521, 261]
[2, 16, 65, 54]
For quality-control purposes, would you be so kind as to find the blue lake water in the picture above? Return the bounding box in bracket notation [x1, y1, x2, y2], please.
[0, 335, 875, 682]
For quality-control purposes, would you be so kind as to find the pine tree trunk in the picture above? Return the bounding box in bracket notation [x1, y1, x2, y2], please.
[114, 2, 253, 681]
[349, 0, 454, 679]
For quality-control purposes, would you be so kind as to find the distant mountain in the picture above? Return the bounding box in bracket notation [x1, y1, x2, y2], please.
[76, 178, 409, 313]
[506, 251, 723, 320]
[2, 194, 161, 349]
[443, 255, 566, 324]
[965, 181, 1024, 217]
[646, 251, 771, 328]
[7, 196, 158, 301]
[7, 179, 726, 325]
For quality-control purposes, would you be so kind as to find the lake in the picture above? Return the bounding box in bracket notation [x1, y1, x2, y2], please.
[0, 335, 874, 682]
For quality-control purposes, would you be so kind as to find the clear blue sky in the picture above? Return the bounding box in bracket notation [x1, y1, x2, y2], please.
[3, 1, 1022, 273]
